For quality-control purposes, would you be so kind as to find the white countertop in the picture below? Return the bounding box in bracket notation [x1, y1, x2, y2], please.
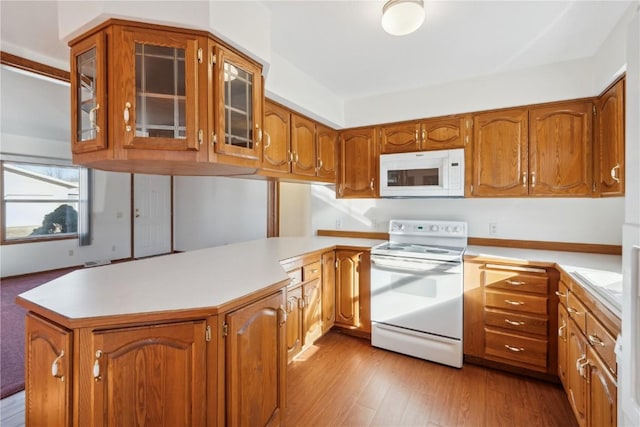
[466, 245, 623, 316]
[18, 237, 383, 321]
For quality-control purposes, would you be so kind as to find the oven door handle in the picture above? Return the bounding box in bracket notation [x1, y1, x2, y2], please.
[371, 255, 457, 272]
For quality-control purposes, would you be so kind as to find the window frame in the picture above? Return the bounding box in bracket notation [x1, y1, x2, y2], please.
[1, 158, 88, 245]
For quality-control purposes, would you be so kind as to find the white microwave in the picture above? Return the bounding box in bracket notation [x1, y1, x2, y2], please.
[379, 148, 465, 198]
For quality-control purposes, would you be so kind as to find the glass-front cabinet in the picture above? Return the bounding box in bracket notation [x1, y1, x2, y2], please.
[113, 27, 202, 151]
[210, 44, 263, 165]
[71, 33, 107, 154]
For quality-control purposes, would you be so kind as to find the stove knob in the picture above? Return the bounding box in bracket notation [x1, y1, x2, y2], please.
[430, 225, 439, 232]
[453, 225, 462, 233]
[445, 226, 452, 232]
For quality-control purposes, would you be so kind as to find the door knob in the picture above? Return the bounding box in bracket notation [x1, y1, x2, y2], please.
[135, 208, 140, 218]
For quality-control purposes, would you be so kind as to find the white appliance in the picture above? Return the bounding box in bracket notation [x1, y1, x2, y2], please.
[620, 6, 640, 426]
[370, 219, 467, 368]
[379, 148, 464, 198]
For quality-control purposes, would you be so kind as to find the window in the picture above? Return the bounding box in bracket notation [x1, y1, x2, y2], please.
[1, 161, 90, 244]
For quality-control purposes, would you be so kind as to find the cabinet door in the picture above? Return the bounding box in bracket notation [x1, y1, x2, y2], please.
[380, 122, 420, 154]
[212, 45, 263, 164]
[226, 290, 286, 427]
[316, 124, 338, 180]
[88, 320, 207, 426]
[529, 101, 593, 196]
[113, 27, 201, 151]
[472, 109, 529, 196]
[286, 285, 303, 363]
[567, 319, 588, 427]
[335, 250, 361, 328]
[25, 313, 72, 427]
[338, 128, 377, 198]
[303, 278, 323, 346]
[291, 114, 317, 177]
[595, 78, 625, 197]
[71, 32, 107, 154]
[321, 251, 336, 333]
[588, 347, 617, 427]
[420, 116, 468, 150]
[263, 100, 291, 173]
[558, 303, 569, 388]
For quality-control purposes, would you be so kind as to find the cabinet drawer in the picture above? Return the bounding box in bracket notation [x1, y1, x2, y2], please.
[485, 328, 548, 369]
[303, 261, 321, 281]
[484, 308, 548, 336]
[288, 269, 302, 287]
[567, 292, 587, 334]
[586, 312, 617, 376]
[483, 270, 548, 295]
[485, 289, 548, 315]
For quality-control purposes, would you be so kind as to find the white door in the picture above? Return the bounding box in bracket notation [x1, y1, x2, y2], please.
[133, 174, 172, 259]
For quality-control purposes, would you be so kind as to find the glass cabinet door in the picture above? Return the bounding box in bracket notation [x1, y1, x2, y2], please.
[212, 45, 262, 163]
[116, 28, 201, 151]
[71, 33, 107, 153]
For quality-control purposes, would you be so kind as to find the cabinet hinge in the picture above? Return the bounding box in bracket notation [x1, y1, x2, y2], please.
[222, 322, 229, 338]
[211, 53, 217, 65]
[205, 325, 212, 342]
[197, 48, 203, 64]
[198, 129, 204, 145]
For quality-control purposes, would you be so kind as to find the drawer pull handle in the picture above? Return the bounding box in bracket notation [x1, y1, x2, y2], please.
[51, 350, 65, 381]
[555, 290, 566, 297]
[504, 319, 525, 326]
[278, 305, 287, 326]
[504, 345, 524, 352]
[93, 350, 103, 381]
[505, 280, 526, 286]
[310, 269, 319, 274]
[504, 299, 524, 306]
[577, 356, 589, 378]
[588, 334, 606, 347]
[567, 307, 581, 315]
[558, 322, 566, 337]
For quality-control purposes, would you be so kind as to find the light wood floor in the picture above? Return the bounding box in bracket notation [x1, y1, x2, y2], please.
[0, 332, 577, 427]
[286, 332, 577, 427]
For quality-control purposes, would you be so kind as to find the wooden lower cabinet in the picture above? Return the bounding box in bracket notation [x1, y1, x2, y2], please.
[334, 250, 362, 329]
[558, 272, 619, 427]
[88, 320, 208, 426]
[302, 278, 323, 345]
[25, 313, 72, 427]
[286, 284, 303, 362]
[225, 289, 286, 427]
[321, 251, 336, 333]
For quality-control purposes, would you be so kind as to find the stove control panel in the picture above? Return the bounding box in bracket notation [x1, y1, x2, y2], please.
[389, 219, 467, 238]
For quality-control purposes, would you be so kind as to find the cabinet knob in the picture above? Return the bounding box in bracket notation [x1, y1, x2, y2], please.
[522, 172, 527, 187]
[93, 350, 103, 381]
[124, 102, 132, 132]
[370, 178, 375, 191]
[611, 163, 621, 183]
[555, 290, 566, 297]
[51, 350, 65, 381]
[255, 124, 262, 145]
[263, 131, 271, 149]
[531, 172, 536, 188]
[278, 305, 287, 326]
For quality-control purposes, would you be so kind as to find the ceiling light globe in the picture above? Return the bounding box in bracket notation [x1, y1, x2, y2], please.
[381, 0, 425, 36]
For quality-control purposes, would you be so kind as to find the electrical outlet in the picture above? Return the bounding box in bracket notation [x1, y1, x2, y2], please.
[335, 219, 342, 230]
[489, 223, 498, 235]
[68, 249, 74, 256]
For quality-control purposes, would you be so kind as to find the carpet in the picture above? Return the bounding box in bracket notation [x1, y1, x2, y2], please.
[1, 267, 77, 398]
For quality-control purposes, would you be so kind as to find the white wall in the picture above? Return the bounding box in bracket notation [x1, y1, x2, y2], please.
[279, 182, 312, 237]
[0, 67, 132, 277]
[309, 185, 624, 245]
[173, 176, 267, 251]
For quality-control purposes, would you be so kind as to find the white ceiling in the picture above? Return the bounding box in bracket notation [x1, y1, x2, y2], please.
[0, 1, 633, 101]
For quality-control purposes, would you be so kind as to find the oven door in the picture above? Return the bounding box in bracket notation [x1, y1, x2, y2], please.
[370, 254, 463, 340]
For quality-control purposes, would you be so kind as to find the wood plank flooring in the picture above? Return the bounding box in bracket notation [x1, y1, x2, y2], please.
[0, 332, 578, 427]
[286, 332, 578, 427]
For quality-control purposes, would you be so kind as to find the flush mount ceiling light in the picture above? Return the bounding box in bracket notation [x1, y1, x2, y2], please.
[381, 0, 425, 36]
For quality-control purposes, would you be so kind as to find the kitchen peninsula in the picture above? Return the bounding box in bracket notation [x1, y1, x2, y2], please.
[17, 236, 382, 427]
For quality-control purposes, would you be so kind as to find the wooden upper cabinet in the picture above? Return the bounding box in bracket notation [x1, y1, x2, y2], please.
[291, 114, 317, 177]
[595, 78, 625, 197]
[25, 314, 72, 427]
[380, 122, 421, 154]
[71, 32, 107, 154]
[529, 101, 593, 196]
[211, 44, 263, 165]
[112, 26, 202, 151]
[421, 115, 469, 150]
[316, 124, 338, 180]
[472, 108, 529, 197]
[338, 127, 378, 198]
[88, 320, 207, 426]
[226, 290, 286, 427]
[263, 100, 291, 173]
